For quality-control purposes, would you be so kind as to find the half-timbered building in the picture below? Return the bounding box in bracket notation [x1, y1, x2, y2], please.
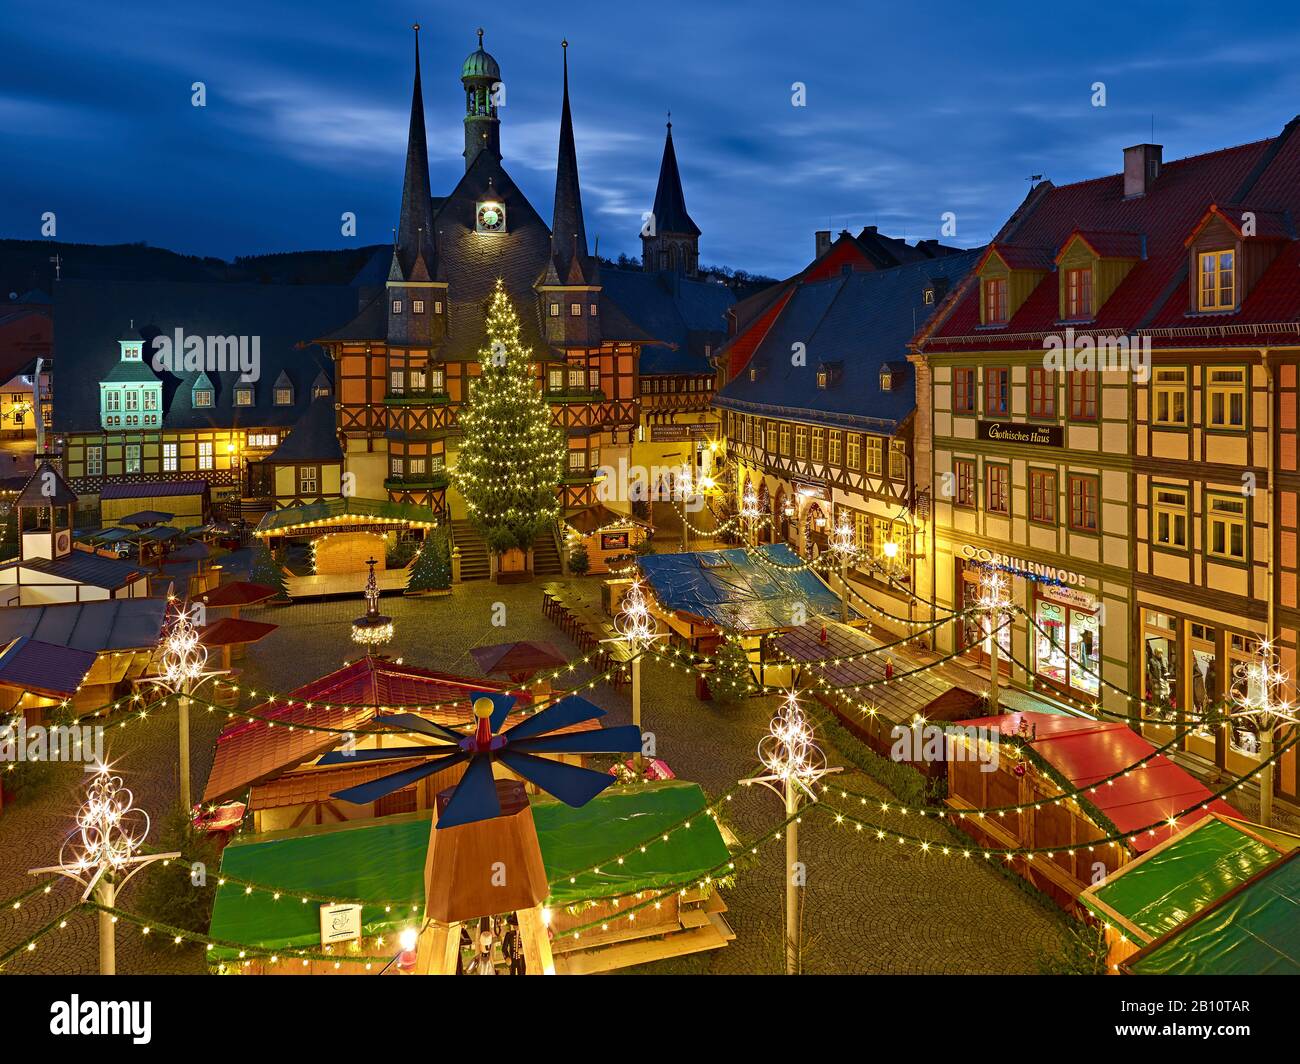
[713, 230, 977, 621]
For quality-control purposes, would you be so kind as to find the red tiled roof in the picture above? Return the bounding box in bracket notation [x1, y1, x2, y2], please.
[981, 243, 1055, 272]
[1184, 203, 1295, 245]
[958, 711, 1238, 853]
[198, 581, 278, 608]
[922, 122, 1300, 352]
[199, 617, 277, 647]
[1058, 229, 1145, 261]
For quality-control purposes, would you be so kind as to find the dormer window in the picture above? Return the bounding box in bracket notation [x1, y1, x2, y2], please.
[984, 278, 1008, 324]
[923, 288, 936, 305]
[817, 361, 843, 390]
[817, 368, 828, 389]
[749, 366, 759, 382]
[879, 369, 894, 392]
[193, 388, 213, 408]
[234, 385, 254, 407]
[413, 300, 425, 314]
[1064, 267, 1093, 318]
[1198, 250, 1235, 311]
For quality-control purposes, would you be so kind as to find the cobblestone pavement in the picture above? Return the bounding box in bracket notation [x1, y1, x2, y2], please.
[1, 578, 1072, 975]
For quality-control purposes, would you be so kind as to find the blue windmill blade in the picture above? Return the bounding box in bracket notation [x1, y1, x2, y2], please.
[318, 745, 451, 767]
[498, 750, 618, 808]
[330, 750, 471, 805]
[374, 712, 466, 744]
[466, 691, 516, 734]
[435, 753, 502, 829]
[508, 724, 642, 757]
[501, 694, 606, 743]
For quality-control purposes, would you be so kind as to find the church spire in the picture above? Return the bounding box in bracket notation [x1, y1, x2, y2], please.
[397, 24, 437, 279]
[550, 39, 593, 284]
[644, 118, 700, 276]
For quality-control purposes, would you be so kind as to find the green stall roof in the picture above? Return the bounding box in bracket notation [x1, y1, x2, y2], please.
[535, 781, 730, 908]
[1081, 815, 1298, 944]
[206, 781, 729, 958]
[1125, 849, 1300, 975]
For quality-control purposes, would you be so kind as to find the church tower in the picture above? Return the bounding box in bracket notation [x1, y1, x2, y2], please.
[642, 120, 701, 277]
[388, 24, 447, 350]
[538, 40, 601, 350]
[462, 28, 502, 170]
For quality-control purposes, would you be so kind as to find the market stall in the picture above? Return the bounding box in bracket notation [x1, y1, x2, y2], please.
[1080, 813, 1300, 969]
[562, 504, 651, 575]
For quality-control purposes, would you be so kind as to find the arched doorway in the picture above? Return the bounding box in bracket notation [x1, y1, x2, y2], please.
[757, 481, 770, 543]
[803, 502, 828, 557]
[773, 486, 789, 543]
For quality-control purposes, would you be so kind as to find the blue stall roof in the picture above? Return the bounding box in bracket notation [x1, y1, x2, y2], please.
[637, 543, 857, 633]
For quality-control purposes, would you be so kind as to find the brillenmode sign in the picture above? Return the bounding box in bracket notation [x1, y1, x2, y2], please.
[977, 421, 1063, 447]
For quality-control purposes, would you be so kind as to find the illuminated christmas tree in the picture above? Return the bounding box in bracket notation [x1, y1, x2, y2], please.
[455, 279, 567, 552]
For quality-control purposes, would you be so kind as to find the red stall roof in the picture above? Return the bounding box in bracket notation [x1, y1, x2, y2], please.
[959, 711, 1239, 853]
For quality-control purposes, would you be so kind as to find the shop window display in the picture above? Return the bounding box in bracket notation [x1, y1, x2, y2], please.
[1143, 610, 1178, 722]
[1033, 587, 1100, 697]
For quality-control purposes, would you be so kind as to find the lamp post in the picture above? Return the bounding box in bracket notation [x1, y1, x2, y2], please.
[614, 577, 657, 768]
[976, 569, 1011, 713]
[1230, 640, 1296, 827]
[351, 557, 395, 657]
[156, 600, 214, 813]
[29, 765, 180, 974]
[678, 471, 693, 552]
[829, 511, 858, 624]
[741, 690, 838, 974]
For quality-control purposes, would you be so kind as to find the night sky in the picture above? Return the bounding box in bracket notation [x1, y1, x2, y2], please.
[3, 0, 1298, 278]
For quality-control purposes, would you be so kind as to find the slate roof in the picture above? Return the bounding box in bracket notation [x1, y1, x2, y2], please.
[922, 115, 1300, 352]
[0, 636, 97, 696]
[0, 598, 168, 652]
[650, 123, 700, 237]
[266, 396, 342, 464]
[52, 280, 360, 433]
[714, 249, 983, 432]
[100, 479, 209, 500]
[15, 461, 78, 507]
[600, 268, 736, 375]
[8, 549, 148, 590]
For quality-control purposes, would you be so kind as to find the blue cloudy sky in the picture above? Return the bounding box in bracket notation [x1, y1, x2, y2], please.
[2, 0, 1299, 278]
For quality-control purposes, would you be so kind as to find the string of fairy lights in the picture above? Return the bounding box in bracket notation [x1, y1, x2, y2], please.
[4, 483, 1298, 973]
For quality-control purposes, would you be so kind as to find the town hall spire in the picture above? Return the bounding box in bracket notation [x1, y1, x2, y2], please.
[550, 39, 594, 285]
[397, 23, 437, 279]
[643, 118, 701, 277]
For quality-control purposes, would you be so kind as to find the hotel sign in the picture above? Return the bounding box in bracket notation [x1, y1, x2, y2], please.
[977, 421, 1063, 447]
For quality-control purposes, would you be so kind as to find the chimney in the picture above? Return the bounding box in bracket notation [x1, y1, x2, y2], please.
[1123, 143, 1162, 197]
[815, 230, 831, 259]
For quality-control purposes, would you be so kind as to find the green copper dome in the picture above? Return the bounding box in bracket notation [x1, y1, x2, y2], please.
[461, 29, 500, 82]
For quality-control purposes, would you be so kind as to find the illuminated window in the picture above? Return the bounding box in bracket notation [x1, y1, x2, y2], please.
[392, 300, 402, 314]
[811, 428, 825, 463]
[198, 441, 213, 470]
[985, 463, 1010, 514]
[1068, 475, 1098, 531]
[1153, 486, 1189, 549]
[845, 432, 860, 468]
[795, 425, 808, 459]
[1207, 367, 1247, 429]
[984, 368, 1009, 416]
[954, 459, 976, 508]
[413, 300, 425, 314]
[1152, 368, 1187, 426]
[1065, 267, 1093, 318]
[1198, 250, 1235, 311]
[1068, 370, 1097, 420]
[86, 446, 103, 477]
[163, 443, 178, 472]
[828, 430, 842, 466]
[125, 444, 141, 475]
[1029, 469, 1056, 524]
[1029, 367, 1056, 418]
[1207, 494, 1247, 560]
[984, 278, 1008, 324]
[234, 385, 253, 407]
[299, 466, 318, 494]
[864, 436, 883, 476]
[953, 368, 976, 412]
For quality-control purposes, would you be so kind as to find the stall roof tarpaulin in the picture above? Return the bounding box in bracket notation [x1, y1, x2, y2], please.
[0, 598, 168, 653]
[1081, 814, 1300, 943]
[207, 781, 729, 958]
[1124, 849, 1300, 974]
[960, 711, 1239, 852]
[637, 544, 856, 633]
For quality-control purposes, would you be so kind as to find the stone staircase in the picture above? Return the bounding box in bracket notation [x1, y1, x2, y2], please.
[451, 520, 490, 581]
[533, 525, 564, 577]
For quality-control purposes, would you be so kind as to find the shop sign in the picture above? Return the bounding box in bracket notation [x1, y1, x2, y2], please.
[651, 423, 710, 442]
[600, 531, 630, 551]
[960, 544, 1087, 588]
[319, 902, 363, 946]
[977, 421, 1063, 447]
[1037, 581, 1097, 611]
[794, 479, 828, 502]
